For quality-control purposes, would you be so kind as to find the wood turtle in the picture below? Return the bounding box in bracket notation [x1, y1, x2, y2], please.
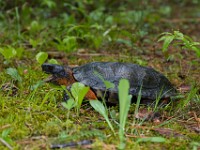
[42, 62, 177, 104]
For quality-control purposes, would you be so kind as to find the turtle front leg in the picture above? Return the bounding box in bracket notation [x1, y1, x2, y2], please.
[63, 90, 70, 101]
[62, 86, 71, 101]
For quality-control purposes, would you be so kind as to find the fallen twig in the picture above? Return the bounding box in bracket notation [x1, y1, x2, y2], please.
[50, 139, 93, 149]
[75, 52, 129, 58]
[0, 138, 13, 150]
[0, 124, 11, 131]
[191, 111, 200, 128]
[161, 18, 200, 23]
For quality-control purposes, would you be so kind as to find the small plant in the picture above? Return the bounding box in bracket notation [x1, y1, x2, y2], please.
[190, 141, 200, 150]
[89, 79, 132, 149]
[89, 100, 115, 134]
[61, 98, 76, 131]
[0, 46, 17, 63]
[54, 36, 77, 52]
[29, 39, 41, 48]
[63, 36, 77, 52]
[176, 86, 199, 111]
[87, 76, 115, 134]
[6, 68, 22, 83]
[158, 31, 200, 58]
[60, 82, 89, 116]
[0, 46, 25, 64]
[0, 128, 13, 145]
[29, 20, 43, 33]
[15, 47, 24, 59]
[62, 99, 75, 118]
[41, 0, 56, 8]
[70, 82, 89, 116]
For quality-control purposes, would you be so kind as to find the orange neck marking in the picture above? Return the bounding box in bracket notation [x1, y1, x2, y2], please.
[57, 78, 76, 86]
[56, 70, 76, 86]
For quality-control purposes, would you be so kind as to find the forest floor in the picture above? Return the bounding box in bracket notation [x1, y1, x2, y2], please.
[0, 1, 200, 149]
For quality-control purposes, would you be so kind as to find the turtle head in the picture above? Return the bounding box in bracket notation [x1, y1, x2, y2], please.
[42, 63, 75, 86]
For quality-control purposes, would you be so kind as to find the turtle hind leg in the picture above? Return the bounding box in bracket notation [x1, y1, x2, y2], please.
[85, 88, 98, 100]
[63, 88, 97, 101]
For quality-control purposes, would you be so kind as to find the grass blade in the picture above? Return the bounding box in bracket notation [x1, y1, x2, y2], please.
[90, 100, 115, 134]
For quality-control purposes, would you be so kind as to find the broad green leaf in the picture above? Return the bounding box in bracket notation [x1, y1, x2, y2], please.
[61, 99, 75, 110]
[90, 100, 115, 133]
[105, 15, 113, 24]
[29, 39, 39, 48]
[2, 128, 12, 137]
[30, 80, 44, 90]
[93, 71, 114, 89]
[2, 136, 13, 144]
[0, 46, 16, 60]
[6, 68, 22, 82]
[189, 42, 200, 46]
[118, 79, 131, 147]
[92, 36, 103, 49]
[63, 36, 77, 52]
[190, 142, 200, 149]
[159, 6, 171, 16]
[110, 109, 117, 120]
[118, 79, 131, 130]
[30, 20, 41, 32]
[116, 38, 133, 47]
[161, 35, 174, 52]
[71, 82, 89, 110]
[15, 47, 24, 58]
[36, 52, 48, 65]
[1, 128, 13, 144]
[157, 35, 168, 42]
[184, 35, 193, 42]
[137, 137, 166, 143]
[174, 31, 184, 40]
[104, 80, 115, 89]
[41, 0, 56, 8]
[91, 23, 104, 30]
[90, 100, 106, 116]
[63, 36, 76, 44]
[191, 46, 200, 57]
[48, 58, 59, 64]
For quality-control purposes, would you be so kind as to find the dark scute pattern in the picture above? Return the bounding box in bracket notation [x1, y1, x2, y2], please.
[72, 62, 176, 100]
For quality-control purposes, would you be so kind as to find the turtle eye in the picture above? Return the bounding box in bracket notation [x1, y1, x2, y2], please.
[48, 65, 56, 72]
[58, 70, 66, 77]
[42, 63, 56, 74]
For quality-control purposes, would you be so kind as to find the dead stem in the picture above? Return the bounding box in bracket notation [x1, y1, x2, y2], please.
[0, 138, 13, 150]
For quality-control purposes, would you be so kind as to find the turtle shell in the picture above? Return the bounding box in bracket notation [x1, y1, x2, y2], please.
[72, 62, 176, 103]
